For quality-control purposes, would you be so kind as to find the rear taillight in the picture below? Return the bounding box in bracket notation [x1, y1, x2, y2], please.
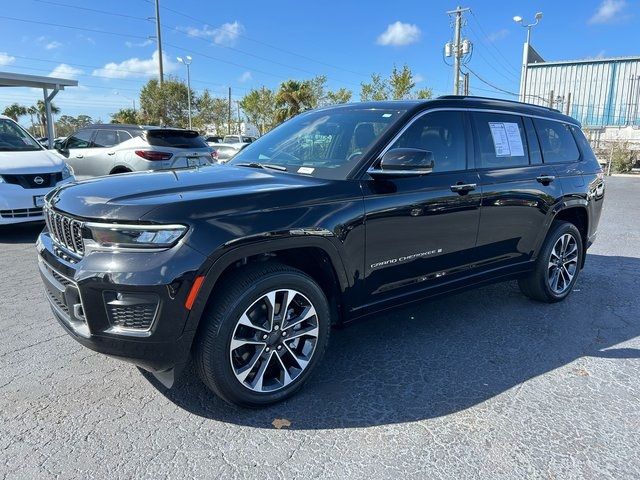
[210, 150, 218, 160]
[135, 150, 173, 161]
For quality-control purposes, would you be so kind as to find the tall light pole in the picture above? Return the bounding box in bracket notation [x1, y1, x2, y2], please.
[177, 56, 193, 129]
[514, 12, 543, 103]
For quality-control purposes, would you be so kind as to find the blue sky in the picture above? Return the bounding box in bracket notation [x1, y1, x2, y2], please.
[0, 0, 637, 125]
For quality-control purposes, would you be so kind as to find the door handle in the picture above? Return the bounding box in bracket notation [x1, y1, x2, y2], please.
[536, 175, 555, 185]
[450, 183, 477, 194]
[107, 151, 115, 156]
[75, 154, 84, 159]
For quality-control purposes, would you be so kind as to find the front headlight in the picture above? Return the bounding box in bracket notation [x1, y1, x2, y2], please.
[85, 223, 187, 249]
[61, 164, 73, 180]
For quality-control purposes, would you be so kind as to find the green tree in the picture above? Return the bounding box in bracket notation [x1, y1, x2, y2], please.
[361, 65, 432, 101]
[360, 74, 390, 101]
[2, 103, 28, 122]
[415, 88, 433, 100]
[111, 108, 139, 125]
[389, 64, 415, 100]
[274, 80, 314, 123]
[56, 115, 95, 137]
[325, 87, 353, 105]
[239, 87, 276, 136]
[33, 100, 60, 137]
[139, 77, 193, 127]
[194, 89, 230, 134]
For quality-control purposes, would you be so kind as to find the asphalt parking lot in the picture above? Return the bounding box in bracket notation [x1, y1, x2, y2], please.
[1, 176, 639, 479]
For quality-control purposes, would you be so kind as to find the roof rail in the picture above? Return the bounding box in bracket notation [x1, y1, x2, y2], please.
[436, 95, 561, 113]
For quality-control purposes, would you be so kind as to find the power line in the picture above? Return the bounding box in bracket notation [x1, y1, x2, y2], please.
[139, 0, 366, 78]
[465, 23, 519, 83]
[29, 0, 363, 87]
[469, 11, 520, 71]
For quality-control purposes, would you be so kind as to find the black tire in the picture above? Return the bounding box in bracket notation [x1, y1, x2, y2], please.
[518, 221, 584, 303]
[194, 262, 331, 407]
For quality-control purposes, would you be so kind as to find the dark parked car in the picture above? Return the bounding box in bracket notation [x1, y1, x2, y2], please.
[37, 96, 605, 407]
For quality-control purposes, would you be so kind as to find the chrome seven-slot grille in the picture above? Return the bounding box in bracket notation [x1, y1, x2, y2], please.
[44, 206, 85, 256]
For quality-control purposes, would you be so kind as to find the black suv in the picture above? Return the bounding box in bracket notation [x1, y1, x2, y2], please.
[37, 97, 605, 407]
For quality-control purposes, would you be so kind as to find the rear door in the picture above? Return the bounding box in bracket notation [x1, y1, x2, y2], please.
[471, 111, 563, 269]
[85, 129, 120, 176]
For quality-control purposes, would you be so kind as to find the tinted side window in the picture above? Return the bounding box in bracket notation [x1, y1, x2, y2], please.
[390, 111, 467, 172]
[66, 129, 93, 149]
[93, 129, 118, 148]
[534, 119, 580, 163]
[471, 113, 529, 168]
[117, 130, 133, 144]
[569, 126, 594, 158]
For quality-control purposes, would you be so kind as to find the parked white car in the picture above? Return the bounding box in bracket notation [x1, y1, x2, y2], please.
[0, 115, 74, 225]
[57, 124, 215, 178]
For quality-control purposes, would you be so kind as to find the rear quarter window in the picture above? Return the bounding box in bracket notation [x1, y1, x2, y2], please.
[533, 119, 580, 164]
[146, 130, 207, 148]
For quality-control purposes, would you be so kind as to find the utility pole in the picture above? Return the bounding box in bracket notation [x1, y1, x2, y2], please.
[228, 87, 232, 135]
[154, 0, 164, 84]
[446, 6, 470, 95]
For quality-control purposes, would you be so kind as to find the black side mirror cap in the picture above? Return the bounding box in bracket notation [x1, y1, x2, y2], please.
[369, 148, 435, 178]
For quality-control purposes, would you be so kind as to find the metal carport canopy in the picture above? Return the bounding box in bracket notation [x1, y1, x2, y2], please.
[0, 71, 78, 148]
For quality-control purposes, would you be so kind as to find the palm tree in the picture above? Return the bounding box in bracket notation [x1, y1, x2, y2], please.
[2, 103, 28, 122]
[274, 80, 314, 123]
[32, 100, 60, 137]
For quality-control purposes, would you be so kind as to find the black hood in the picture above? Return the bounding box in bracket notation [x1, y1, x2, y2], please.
[48, 165, 325, 222]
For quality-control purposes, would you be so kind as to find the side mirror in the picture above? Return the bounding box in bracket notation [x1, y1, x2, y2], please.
[369, 148, 435, 178]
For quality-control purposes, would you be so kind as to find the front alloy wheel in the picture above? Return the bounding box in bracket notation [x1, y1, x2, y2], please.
[230, 289, 319, 393]
[195, 263, 330, 407]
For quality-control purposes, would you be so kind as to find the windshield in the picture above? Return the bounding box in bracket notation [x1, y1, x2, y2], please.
[229, 106, 407, 179]
[0, 119, 42, 151]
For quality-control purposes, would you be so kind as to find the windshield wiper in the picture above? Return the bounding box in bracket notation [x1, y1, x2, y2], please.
[235, 162, 287, 172]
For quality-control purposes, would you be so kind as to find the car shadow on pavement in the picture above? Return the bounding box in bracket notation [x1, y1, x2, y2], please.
[0, 222, 44, 244]
[147, 253, 640, 430]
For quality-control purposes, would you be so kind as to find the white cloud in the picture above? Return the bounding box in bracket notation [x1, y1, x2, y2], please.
[589, 0, 627, 24]
[0, 52, 16, 66]
[125, 39, 154, 48]
[238, 71, 252, 82]
[487, 28, 509, 42]
[376, 21, 421, 46]
[183, 21, 245, 45]
[92, 51, 177, 79]
[595, 49, 607, 58]
[50, 64, 84, 79]
[45, 41, 63, 50]
[413, 73, 425, 83]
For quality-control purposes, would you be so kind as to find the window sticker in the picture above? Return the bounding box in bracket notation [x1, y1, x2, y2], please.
[488, 122, 525, 157]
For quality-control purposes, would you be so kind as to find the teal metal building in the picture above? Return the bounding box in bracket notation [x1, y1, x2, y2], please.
[524, 56, 640, 127]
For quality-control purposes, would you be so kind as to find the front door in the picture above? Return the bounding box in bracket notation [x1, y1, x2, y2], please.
[362, 110, 481, 304]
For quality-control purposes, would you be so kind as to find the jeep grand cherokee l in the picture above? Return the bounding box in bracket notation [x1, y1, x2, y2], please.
[36, 97, 605, 407]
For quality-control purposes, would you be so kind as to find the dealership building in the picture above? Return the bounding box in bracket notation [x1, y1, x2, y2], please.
[520, 49, 640, 149]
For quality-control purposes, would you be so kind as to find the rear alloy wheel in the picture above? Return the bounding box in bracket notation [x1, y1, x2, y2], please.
[518, 221, 583, 303]
[547, 233, 579, 295]
[195, 263, 330, 407]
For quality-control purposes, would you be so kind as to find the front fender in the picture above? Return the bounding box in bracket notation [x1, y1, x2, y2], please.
[182, 233, 352, 333]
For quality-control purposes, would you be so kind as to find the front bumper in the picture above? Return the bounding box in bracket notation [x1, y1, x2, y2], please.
[0, 178, 74, 225]
[36, 231, 207, 373]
